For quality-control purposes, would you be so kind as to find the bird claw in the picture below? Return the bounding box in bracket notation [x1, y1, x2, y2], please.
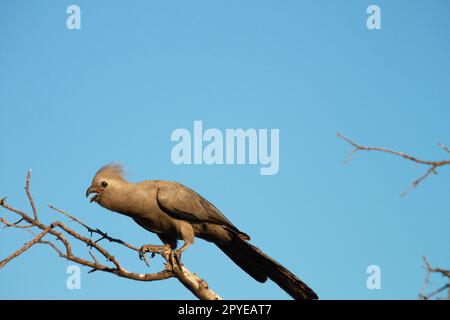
[174, 250, 183, 264]
[138, 244, 185, 271]
[138, 246, 150, 267]
[139, 244, 161, 267]
[168, 249, 183, 269]
[139, 244, 172, 268]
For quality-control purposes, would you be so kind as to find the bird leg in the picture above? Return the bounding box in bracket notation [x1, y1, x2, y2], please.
[172, 242, 191, 267]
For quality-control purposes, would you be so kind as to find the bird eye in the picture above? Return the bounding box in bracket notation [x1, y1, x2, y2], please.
[101, 181, 108, 188]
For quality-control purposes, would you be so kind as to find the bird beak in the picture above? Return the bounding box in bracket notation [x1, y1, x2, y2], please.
[85, 186, 99, 203]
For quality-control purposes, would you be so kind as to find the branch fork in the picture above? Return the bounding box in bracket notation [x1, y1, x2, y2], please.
[337, 133, 450, 196]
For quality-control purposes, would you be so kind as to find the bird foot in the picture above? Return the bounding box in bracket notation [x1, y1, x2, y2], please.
[163, 249, 184, 271]
[139, 244, 169, 267]
[138, 244, 185, 271]
[172, 249, 183, 266]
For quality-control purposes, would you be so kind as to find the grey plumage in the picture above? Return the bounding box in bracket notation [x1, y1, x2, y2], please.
[86, 163, 318, 300]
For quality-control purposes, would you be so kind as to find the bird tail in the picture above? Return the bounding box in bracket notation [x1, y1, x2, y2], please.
[217, 236, 318, 300]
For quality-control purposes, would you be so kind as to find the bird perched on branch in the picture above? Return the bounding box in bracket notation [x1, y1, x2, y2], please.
[86, 163, 318, 300]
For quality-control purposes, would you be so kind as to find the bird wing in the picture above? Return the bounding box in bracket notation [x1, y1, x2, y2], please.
[155, 181, 245, 236]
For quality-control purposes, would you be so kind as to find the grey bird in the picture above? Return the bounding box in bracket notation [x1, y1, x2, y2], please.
[86, 163, 318, 300]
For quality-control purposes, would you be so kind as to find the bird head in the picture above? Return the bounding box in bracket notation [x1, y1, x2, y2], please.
[86, 163, 126, 205]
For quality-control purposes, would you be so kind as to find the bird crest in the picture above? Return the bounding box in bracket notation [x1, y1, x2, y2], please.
[94, 163, 126, 181]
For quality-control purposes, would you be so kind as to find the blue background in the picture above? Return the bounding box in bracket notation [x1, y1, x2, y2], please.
[1, 0, 450, 299]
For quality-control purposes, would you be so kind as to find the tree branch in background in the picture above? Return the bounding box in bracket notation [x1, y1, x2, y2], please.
[0, 171, 221, 300]
[337, 133, 450, 196]
[338, 133, 450, 300]
[420, 256, 450, 300]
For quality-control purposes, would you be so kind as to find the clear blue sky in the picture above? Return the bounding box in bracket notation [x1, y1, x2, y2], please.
[1, 0, 450, 299]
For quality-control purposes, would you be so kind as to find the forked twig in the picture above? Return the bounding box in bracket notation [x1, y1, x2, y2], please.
[337, 133, 450, 196]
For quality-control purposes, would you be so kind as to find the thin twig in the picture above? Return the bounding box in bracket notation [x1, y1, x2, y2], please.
[420, 256, 450, 300]
[25, 170, 39, 223]
[337, 133, 450, 196]
[48, 205, 139, 252]
[0, 226, 53, 269]
[438, 143, 450, 154]
[0, 217, 33, 229]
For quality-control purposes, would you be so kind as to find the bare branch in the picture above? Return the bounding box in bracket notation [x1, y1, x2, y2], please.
[0, 225, 53, 269]
[423, 256, 450, 278]
[337, 133, 450, 196]
[25, 170, 39, 223]
[0, 172, 222, 300]
[438, 143, 450, 154]
[48, 205, 140, 252]
[38, 239, 64, 257]
[0, 217, 33, 229]
[420, 256, 450, 300]
[338, 134, 450, 300]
